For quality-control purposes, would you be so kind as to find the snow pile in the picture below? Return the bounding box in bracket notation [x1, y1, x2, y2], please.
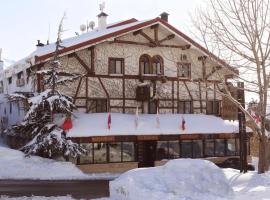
[0, 145, 87, 180]
[109, 159, 234, 200]
[224, 168, 270, 200]
[67, 113, 245, 137]
[0, 196, 75, 200]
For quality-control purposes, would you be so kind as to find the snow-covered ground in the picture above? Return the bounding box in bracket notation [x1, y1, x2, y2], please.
[96, 159, 270, 200]
[1, 139, 270, 199]
[0, 140, 118, 180]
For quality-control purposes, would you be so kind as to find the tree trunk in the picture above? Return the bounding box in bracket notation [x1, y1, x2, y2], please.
[258, 135, 269, 173]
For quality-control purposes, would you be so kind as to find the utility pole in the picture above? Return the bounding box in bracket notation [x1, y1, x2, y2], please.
[238, 82, 248, 173]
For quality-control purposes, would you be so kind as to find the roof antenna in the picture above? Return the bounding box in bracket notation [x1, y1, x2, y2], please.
[47, 23, 51, 45]
[99, 1, 105, 12]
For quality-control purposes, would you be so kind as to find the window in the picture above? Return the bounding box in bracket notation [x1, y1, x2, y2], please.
[9, 102, 12, 114]
[181, 140, 193, 158]
[177, 63, 191, 78]
[109, 142, 122, 162]
[8, 77, 12, 84]
[193, 140, 203, 158]
[122, 142, 136, 162]
[109, 58, 124, 74]
[17, 71, 23, 79]
[140, 54, 164, 75]
[152, 55, 163, 75]
[226, 139, 236, 156]
[87, 99, 107, 113]
[140, 54, 151, 74]
[79, 143, 93, 164]
[215, 139, 225, 156]
[168, 141, 180, 159]
[205, 139, 215, 157]
[156, 141, 169, 160]
[178, 101, 193, 114]
[149, 100, 158, 114]
[207, 100, 220, 115]
[93, 143, 107, 163]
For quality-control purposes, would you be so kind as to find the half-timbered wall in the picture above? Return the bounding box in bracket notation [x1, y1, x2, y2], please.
[42, 25, 234, 115]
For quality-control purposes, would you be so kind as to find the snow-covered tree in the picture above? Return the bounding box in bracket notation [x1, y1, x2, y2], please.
[8, 15, 84, 158]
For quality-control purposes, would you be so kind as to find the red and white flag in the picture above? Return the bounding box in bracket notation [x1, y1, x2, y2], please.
[108, 113, 111, 130]
[181, 116, 186, 131]
[251, 110, 261, 124]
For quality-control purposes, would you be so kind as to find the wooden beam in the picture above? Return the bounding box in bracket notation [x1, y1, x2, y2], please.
[172, 80, 175, 113]
[205, 66, 222, 80]
[123, 76, 125, 113]
[73, 77, 83, 104]
[85, 76, 88, 113]
[113, 39, 189, 49]
[158, 34, 175, 44]
[154, 25, 159, 43]
[97, 77, 110, 110]
[183, 81, 193, 100]
[198, 81, 203, 113]
[177, 79, 179, 113]
[72, 53, 92, 74]
[90, 46, 95, 74]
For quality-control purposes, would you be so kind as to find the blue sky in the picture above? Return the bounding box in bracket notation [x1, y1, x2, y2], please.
[0, 0, 202, 65]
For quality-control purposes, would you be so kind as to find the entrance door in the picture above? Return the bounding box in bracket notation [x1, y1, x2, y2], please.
[149, 100, 158, 114]
[138, 141, 157, 168]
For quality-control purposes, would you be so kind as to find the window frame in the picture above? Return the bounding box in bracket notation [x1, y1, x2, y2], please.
[139, 54, 164, 76]
[178, 100, 193, 114]
[87, 98, 108, 113]
[177, 62, 191, 79]
[8, 77, 12, 84]
[206, 100, 221, 116]
[108, 57, 124, 75]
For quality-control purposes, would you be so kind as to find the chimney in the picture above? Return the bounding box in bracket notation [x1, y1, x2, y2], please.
[0, 48, 3, 71]
[160, 12, 169, 22]
[97, 12, 108, 30]
[36, 40, 45, 48]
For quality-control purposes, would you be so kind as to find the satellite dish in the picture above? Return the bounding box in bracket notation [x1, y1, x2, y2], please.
[80, 24, 87, 32]
[88, 21, 95, 30]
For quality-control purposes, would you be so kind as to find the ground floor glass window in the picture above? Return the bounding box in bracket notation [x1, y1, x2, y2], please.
[79, 143, 93, 164]
[122, 142, 136, 162]
[109, 142, 122, 162]
[181, 140, 193, 158]
[94, 143, 107, 163]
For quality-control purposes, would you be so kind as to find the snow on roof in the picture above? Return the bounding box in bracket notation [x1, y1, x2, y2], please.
[66, 113, 244, 138]
[3, 19, 147, 74]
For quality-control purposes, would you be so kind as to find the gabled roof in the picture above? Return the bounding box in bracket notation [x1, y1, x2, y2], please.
[6, 17, 237, 74]
[33, 17, 237, 74]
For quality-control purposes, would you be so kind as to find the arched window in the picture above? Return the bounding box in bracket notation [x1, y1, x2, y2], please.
[152, 55, 163, 75]
[140, 54, 151, 74]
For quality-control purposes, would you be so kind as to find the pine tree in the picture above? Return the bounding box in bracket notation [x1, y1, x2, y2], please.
[8, 15, 85, 158]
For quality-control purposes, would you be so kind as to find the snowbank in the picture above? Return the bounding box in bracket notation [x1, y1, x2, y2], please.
[67, 113, 245, 137]
[0, 196, 75, 200]
[109, 159, 234, 200]
[0, 146, 88, 180]
[223, 168, 270, 200]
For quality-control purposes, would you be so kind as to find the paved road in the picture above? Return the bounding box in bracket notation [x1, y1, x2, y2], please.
[0, 180, 110, 199]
